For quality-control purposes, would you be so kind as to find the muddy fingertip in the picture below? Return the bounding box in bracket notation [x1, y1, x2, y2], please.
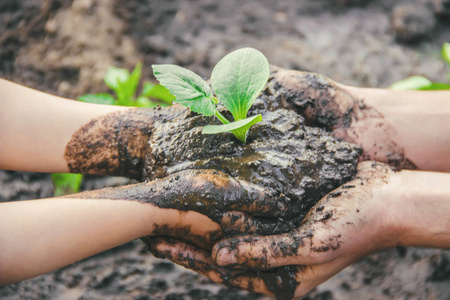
[212, 243, 238, 266]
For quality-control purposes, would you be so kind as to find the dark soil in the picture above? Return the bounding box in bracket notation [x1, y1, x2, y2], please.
[142, 105, 360, 224]
[1, 0, 450, 299]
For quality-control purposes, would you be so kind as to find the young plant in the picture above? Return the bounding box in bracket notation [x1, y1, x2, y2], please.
[78, 62, 175, 107]
[152, 47, 270, 144]
[389, 42, 450, 90]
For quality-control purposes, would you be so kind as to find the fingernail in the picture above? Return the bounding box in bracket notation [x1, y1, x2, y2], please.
[216, 247, 237, 266]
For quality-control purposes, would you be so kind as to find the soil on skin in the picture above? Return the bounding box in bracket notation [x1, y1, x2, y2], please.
[1, 0, 450, 299]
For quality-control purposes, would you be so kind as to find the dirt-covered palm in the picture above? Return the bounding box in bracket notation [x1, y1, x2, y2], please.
[147, 162, 397, 300]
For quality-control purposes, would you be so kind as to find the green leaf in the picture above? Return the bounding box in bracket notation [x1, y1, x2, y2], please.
[202, 114, 262, 143]
[77, 93, 115, 105]
[142, 82, 156, 95]
[388, 76, 432, 90]
[115, 63, 142, 105]
[211, 48, 270, 121]
[103, 63, 142, 105]
[153, 64, 215, 116]
[141, 82, 175, 104]
[51, 173, 83, 197]
[104, 66, 130, 92]
[442, 42, 450, 65]
[420, 82, 450, 90]
[136, 96, 159, 107]
[126, 62, 142, 99]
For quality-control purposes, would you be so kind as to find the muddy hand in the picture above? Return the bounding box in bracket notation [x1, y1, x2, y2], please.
[64, 105, 188, 180]
[144, 236, 270, 292]
[261, 67, 415, 170]
[205, 161, 399, 299]
[147, 235, 301, 300]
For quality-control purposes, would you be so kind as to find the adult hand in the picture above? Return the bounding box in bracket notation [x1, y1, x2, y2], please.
[150, 160, 450, 300]
[262, 67, 415, 170]
[144, 162, 397, 299]
[264, 67, 450, 172]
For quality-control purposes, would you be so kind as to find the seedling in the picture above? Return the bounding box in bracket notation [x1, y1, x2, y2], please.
[78, 62, 175, 107]
[389, 42, 450, 90]
[153, 47, 270, 144]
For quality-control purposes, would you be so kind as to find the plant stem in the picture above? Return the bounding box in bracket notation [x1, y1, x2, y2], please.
[232, 131, 247, 144]
[215, 111, 230, 124]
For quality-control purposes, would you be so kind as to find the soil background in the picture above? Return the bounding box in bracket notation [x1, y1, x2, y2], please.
[1, 0, 450, 299]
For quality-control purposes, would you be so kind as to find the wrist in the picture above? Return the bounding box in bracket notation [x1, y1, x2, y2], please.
[340, 86, 450, 172]
[385, 170, 450, 248]
[363, 168, 404, 251]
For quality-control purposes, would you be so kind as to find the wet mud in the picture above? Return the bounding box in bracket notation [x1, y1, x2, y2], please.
[143, 105, 361, 217]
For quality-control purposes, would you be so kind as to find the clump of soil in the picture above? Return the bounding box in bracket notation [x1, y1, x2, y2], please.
[143, 104, 360, 227]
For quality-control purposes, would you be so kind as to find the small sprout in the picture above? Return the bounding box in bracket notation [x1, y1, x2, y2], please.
[153, 47, 270, 143]
[78, 62, 174, 107]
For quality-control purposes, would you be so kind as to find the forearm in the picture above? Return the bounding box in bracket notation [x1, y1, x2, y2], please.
[0, 198, 151, 285]
[348, 86, 450, 171]
[387, 170, 450, 248]
[0, 180, 222, 285]
[0, 196, 187, 285]
[0, 79, 126, 173]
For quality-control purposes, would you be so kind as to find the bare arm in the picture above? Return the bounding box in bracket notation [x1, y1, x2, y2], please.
[0, 79, 126, 173]
[0, 168, 286, 286]
[0, 195, 220, 286]
[346, 86, 450, 172]
[389, 168, 450, 248]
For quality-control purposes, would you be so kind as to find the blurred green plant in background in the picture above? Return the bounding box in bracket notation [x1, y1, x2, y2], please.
[52, 63, 174, 196]
[78, 62, 174, 107]
[51, 173, 84, 197]
[389, 42, 450, 90]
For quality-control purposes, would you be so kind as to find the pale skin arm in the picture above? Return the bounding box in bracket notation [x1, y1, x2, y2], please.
[389, 169, 450, 248]
[0, 78, 127, 173]
[0, 196, 220, 286]
[344, 86, 450, 172]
